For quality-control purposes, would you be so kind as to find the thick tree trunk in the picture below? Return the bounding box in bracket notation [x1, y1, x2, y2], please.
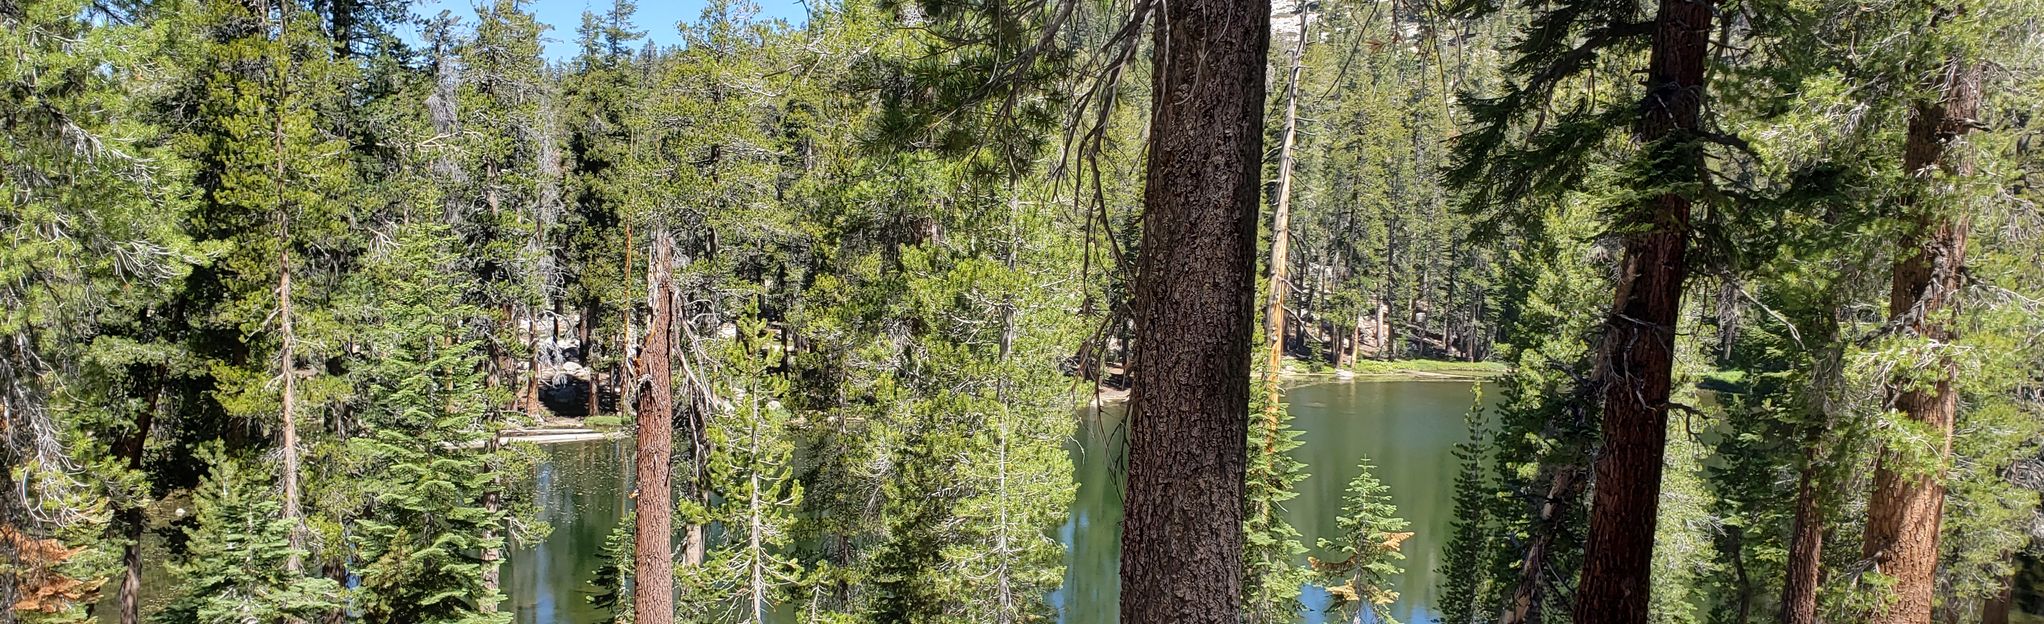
[1571, 0, 1710, 620]
[1777, 446, 1823, 624]
[1861, 60, 1980, 624]
[634, 229, 677, 624]
[1118, 0, 1270, 621]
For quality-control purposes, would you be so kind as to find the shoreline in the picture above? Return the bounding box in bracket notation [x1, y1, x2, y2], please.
[513, 360, 1507, 437]
[1084, 358, 1506, 405]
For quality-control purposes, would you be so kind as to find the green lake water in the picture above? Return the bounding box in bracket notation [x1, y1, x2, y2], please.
[504, 379, 1491, 624]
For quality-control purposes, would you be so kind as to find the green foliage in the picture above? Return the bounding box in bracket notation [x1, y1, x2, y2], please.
[589, 514, 636, 624]
[1316, 456, 1410, 624]
[159, 448, 338, 624]
[1243, 382, 1310, 624]
[677, 309, 806, 622]
[10, 1, 2044, 623]
[341, 224, 521, 624]
[1437, 387, 1493, 624]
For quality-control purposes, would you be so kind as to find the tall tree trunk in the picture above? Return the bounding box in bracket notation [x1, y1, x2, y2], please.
[582, 303, 600, 416]
[1262, 6, 1308, 461]
[1777, 442, 1824, 624]
[269, 18, 306, 568]
[1861, 60, 1980, 624]
[278, 231, 304, 574]
[634, 228, 677, 624]
[1119, 0, 1270, 621]
[118, 368, 163, 624]
[1571, 0, 1711, 619]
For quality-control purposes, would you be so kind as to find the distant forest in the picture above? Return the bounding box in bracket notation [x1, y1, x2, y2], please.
[2, 0, 2041, 622]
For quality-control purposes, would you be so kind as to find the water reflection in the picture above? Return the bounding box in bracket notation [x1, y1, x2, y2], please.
[505, 380, 1489, 624]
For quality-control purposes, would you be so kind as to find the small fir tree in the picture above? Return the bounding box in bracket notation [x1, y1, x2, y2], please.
[1314, 456, 1410, 624]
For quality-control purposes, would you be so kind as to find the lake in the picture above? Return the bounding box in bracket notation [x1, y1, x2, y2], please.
[503, 379, 1491, 624]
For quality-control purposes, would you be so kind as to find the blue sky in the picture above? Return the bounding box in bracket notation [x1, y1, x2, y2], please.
[409, 0, 811, 61]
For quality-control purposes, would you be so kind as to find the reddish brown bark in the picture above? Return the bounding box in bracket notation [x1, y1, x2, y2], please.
[1861, 60, 1980, 624]
[1117, 0, 1270, 621]
[634, 229, 676, 624]
[1777, 446, 1824, 624]
[1571, 0, 1711, 620]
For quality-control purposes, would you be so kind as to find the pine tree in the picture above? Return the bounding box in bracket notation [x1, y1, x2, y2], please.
[451, 0, 555, 605]
[159, 447, 338, 624]
[1118, 1, 1273, 621]
[677, 310, 804, 623]
[1437, 387, 1493, 624]
[561, 0, 646, 419]
[454, 0, 552, 413]
[167, 0, 360, 582]
[1243, 381, 1310, 624]
[1314, 456, 1410, 624]
[343, 223, 520, 623]
[0, 0, 198, 617]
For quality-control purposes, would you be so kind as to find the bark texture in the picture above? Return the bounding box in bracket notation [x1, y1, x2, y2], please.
[1571, 0, 1711, 619]
[1118, 0, 1270, 621]
[634, 229, 677, 624]
[1861, 60, 1980, 624]
[1777, 447, 1824, 624]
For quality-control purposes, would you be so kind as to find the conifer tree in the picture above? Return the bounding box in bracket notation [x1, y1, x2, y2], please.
[1243, 381, 1310, 624]
[1857, 53, 1981, 624]
[167, 0, 359, 581]
[1445, 0, 1719, 613]
[1314, 456, 1410, 624]
[1436, 387, 1493, 624]
[1119, 1, 1273, 621]
[0, 0, 197, 618]
[676, 310, 803, 623]
[562, 0, 646, 419]
[159, 448, 338, 624]
[343, 223, 521, 623]
[1244, 9, 1315, 621]
[452, 0, 555, 603]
